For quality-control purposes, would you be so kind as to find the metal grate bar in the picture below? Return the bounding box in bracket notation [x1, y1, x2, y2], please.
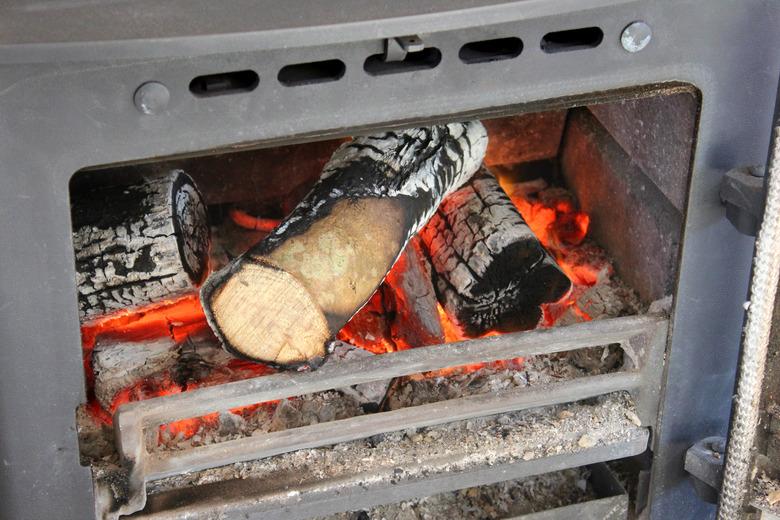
[108, 315, 668, 519]
[148, 371, 640, 479]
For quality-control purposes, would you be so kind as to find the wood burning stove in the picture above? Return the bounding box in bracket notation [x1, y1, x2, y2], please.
[1, 2, 778, 519]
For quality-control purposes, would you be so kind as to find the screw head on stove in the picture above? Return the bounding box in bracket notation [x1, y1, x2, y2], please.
[621, 21, 652, 53]
[133, 81, 170, 114]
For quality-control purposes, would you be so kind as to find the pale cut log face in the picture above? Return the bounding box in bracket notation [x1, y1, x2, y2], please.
[206, 261, 330, 365]
[260, 198, 406, 327]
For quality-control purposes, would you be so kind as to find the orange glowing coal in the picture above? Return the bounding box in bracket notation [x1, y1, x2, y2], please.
[81, 293, 208, 350]
[229, 207, 282, 232]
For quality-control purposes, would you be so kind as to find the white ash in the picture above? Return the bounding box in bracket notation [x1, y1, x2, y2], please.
[318, 467, 596, 519]
[752, 472, 780, 514]
[76, 405, 117, 465]
[554, 278, 642, 327]
[156, 390, 366, 452]
[148, 392, 643, 496]
[327, 341, 393, 407]
[386, 349, 623, 411]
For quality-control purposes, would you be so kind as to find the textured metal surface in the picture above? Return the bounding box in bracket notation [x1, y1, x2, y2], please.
[718, 115, 780, 518]
[561, 106, 684, 302]
[0, 1, 777, 518]
[111, 315, 666, 518]
[588, 92, 697, 212]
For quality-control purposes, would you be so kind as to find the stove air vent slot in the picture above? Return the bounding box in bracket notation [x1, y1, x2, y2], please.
[364, 47, 442, 76]
[189, 70, 259, 97]
[459, 37, 523, 64]
[278, 59, 346, 87]
[541, 27, 604, 53]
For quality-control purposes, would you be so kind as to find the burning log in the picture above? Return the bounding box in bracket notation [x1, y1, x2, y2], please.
[383, 237, 445, 347]
[92, 337, 180, 410]
[92, 330, 258, 411]
[420, 167, 571, 336]
[73, 170, 210, 321]
[201, 123, 488, 367]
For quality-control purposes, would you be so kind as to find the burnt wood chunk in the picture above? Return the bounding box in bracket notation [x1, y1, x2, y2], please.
[92, 330, 238, 410]
[73, 170, 210, 321]
[201, 122, 488, 367]
[420, 167, 571, 336]
[383, 237, 445, 347]
[92, 337, 180, 410]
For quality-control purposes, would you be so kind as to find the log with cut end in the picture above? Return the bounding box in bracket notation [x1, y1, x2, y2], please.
[201, 123, 488, 367]
[382, 237, 445, 347]
[72, 170, 210, 320]
[419, 166, 571, 336]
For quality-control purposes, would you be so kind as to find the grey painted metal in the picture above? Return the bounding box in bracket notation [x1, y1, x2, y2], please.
[720, 166, 767, 236]
[132, 439, 646, 519]
[718, 93, 780, 519]
[0, 1, 776, 519]
[112, 315, 665, 518]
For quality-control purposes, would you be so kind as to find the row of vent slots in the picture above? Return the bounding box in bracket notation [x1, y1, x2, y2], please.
[189, 27, 604, 97]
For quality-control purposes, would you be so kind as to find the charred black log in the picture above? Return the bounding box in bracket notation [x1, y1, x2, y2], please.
[201, 123, 488, 367]
[73, 170, 210, 320]
[420, 167, 571, 336]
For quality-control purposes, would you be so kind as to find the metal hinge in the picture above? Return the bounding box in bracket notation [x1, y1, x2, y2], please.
[685, 436, 726, 504]
[384, 35, 424, 62]
[720, 165, 767, 236]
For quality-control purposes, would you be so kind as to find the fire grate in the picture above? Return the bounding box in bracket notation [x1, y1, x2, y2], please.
[104, 313, 668, 519]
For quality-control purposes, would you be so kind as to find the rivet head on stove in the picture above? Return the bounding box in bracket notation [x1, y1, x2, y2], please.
[134, 82, 170, 115]
[621, 21, 652, 53]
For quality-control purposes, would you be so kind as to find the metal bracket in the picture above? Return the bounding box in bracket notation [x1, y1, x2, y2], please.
[384, 35, 424, 62]
[684, 436, 726, 504]
[720, 166, 767, 236]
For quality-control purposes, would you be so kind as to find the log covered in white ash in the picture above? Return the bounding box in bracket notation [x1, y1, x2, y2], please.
[200, 123, 488, 367]
[72, 170, 210, 321]
[420, 167, 571, 336]
[92, 330, 238, 410]
[92, 337, 180, 410]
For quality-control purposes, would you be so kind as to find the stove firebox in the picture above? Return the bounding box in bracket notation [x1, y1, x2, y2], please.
[0, 2, 776, 519]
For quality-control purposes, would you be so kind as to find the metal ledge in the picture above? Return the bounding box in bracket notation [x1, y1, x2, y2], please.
[107, 315, 668, 519]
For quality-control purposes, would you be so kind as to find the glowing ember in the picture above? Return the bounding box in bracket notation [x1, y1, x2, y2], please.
[337, 291, 397, 354]
[81, 294, 207, 350]
[228, 207, 282, 232]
